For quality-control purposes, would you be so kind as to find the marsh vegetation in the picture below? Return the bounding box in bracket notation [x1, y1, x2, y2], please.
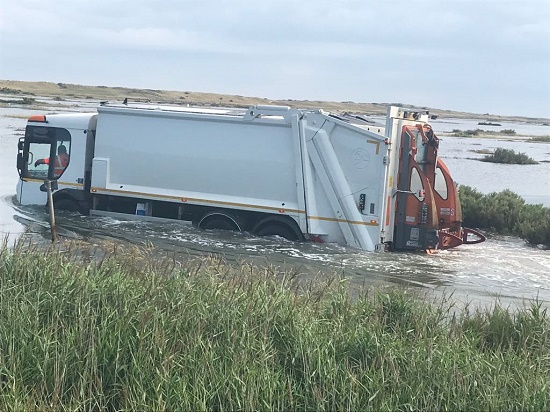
[460, 186, 550, 246]
[0, 241, 548, 410]
[451, 128, 517, 137]
[480, 148, 538, 165]
[528, 135, 550, 143]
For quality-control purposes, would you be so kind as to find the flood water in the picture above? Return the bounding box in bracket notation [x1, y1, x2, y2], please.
[1, 100, 549, 310]
[441, 136, 550, 206]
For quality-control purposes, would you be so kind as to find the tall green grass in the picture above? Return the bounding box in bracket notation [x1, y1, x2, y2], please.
[0, 241, 548, 410]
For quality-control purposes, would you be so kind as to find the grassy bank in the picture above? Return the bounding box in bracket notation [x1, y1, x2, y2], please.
[460, 186, 550, 246]
[0, 79, 391, 115]
[0, 242, 548, 410]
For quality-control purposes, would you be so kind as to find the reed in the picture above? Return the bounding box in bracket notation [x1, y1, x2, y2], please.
[0, 241, 548, 411]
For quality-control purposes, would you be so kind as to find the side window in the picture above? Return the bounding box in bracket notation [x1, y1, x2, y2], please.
[53, 132, 71, 179]
[26, 140, 52, 180]
[434, 167, 448, 200]
[409, 167, 425, 201]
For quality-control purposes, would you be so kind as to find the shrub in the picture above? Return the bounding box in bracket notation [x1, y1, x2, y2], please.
[517, 204, 550, 245]
[458, 185, 486, 229]
[459, 186, 550, 246]
[482, 189, 525, 231]
[481, 148, 538, 164]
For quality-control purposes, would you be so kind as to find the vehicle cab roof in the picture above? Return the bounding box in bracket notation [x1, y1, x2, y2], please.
[28, 112, 96, 129]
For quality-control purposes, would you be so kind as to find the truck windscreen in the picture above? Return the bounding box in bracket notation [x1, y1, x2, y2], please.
[19, 126, 72, 181]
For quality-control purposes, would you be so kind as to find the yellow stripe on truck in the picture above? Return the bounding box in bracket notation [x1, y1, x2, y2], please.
[90, 187, 379, 227]
[90, 187, 304, 214]
[308, 215, 378, 226]
[23, 178, 84, 188]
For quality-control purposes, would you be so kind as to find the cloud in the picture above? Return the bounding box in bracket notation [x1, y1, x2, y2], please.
[0, 0, 548, 117]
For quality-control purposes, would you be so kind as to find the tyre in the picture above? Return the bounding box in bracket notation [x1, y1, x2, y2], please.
[199, 214, 240, 231]
[54, 198, 82, 213]
[255, 223, 299, 241]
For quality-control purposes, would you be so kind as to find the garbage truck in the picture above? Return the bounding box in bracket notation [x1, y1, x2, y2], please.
[15, 102, 485, 252]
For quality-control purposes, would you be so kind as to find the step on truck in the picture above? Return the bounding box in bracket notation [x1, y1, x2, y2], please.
[16, 103, 485, 252]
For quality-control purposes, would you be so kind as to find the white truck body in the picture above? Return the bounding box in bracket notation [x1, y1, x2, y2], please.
[16, 103, 484, 252]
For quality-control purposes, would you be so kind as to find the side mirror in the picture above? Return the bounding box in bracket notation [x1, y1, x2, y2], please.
[16, 153, 24, 170]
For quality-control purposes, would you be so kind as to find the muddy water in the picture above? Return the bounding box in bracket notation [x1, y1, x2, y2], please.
[1, 102, 549, 309]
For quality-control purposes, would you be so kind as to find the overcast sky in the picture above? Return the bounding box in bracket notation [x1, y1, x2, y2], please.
[1, 0, 549, 118]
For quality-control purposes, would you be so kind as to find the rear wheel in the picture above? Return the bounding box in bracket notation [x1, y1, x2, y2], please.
[54, 198, 82, 214]
[255, 223, 299, 241]
[199, 213, 241, 231]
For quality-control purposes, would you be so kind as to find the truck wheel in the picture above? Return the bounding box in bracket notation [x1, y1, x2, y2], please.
[199, 214, 241, 231]
[54, 198, 82, 214]
[255, 223, 298, 241]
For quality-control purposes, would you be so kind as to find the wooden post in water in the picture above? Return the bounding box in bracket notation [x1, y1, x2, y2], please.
[45, 180, 57, 242]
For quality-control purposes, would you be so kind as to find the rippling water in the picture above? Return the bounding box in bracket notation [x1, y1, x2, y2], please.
[1, 102, 549, 309]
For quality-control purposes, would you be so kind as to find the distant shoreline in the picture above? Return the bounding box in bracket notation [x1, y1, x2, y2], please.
[1, 79, 548, 124]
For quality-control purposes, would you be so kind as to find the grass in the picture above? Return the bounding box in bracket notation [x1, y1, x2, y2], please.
[0, 240, 549, 410]
[529, 135, 550, 143]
